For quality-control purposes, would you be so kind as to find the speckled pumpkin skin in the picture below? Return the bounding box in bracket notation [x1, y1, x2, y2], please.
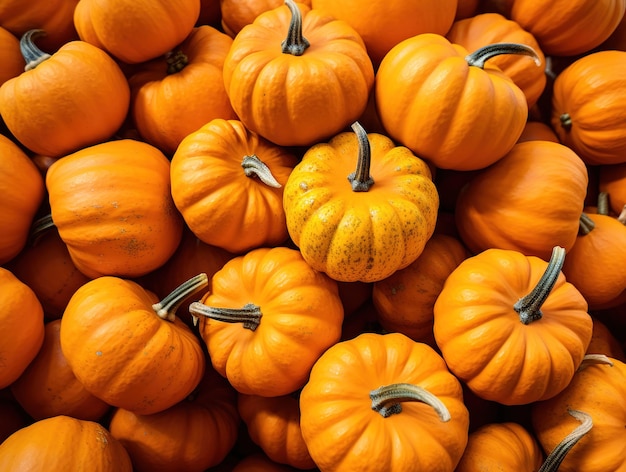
[283, 131, 439, 283]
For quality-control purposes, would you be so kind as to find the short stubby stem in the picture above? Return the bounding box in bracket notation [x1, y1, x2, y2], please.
[242, 155, 282, 188]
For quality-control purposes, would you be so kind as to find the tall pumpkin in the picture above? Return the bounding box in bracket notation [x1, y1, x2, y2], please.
[222, 0, 374, 147]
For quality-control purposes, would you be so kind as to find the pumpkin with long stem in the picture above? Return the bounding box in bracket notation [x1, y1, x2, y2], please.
[283, 121, 439, 283]
[433, 246, 593, 405]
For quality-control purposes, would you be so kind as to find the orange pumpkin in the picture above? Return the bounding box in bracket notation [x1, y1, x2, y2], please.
[551, 50, 626, 165]
[446, 12, 546, 109]
[171, 119, 297, 254]
[587, 317, 626, 362]
[109, 366, 240, 472]
[73, 0, 200, 64]
[0, 267, 45, 389]
[517, 120, 559, 143]
[598, 162, 626, 216]
[220, 0, 312, 37]
[222, 0, 374, 147]
[433, 246, 593, 405]
[0, 415, 132, 471]
[0, 30, 130, 157]
[60, 274, 207, 414]
[455, 140, 588, 261]
[299, 332, 469, 471]
[0, 134, 45, 265]
[129, 26, 236, 156]
[375, 34, 538, 171]
[0, 26, 23, 86]
[10, 320, 110, 421]
[46, 139, 183, 279]
[190, 246, 344, 397]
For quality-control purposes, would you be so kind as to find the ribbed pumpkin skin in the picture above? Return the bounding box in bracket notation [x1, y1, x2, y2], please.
[220, 0, 312, 37]
[551, 50, 626, 166]
[0, 27, 23, 86]
[46, 139, 183, 279]
[0, 415, 133, 471]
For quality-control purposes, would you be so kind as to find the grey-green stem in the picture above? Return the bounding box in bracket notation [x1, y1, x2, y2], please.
[347, 121, 375, 192]
[514, 246, 565, 325]
[281, 0, 309, 56]
[152, 273, 209, 322]
[28, 214, 56, 246]
[597, 192, 610, 216]
[242, 155, 282, 188]
[465, 42, 541, 69]
[189, 301, 262, 331]
[579, 213, 595, 235]
[165, 50, 189, 74]
[538, 410, 593, 472]
[21, 29, 52, 71]
[370, 383, 451, 421]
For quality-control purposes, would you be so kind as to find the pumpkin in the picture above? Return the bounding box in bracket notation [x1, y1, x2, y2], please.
[10, 319, 110, 421]
[532, 356, 626, 472]
[129, 25, 236, 156]
[517, 120, 559, 143]
[375, 34, 538, 171]
[222, 0, 374, 147]
[0, 133, 45, 265]
[455, 0, 480, 20]
[454, 140, 588, 261]
[283, 122, 439, 283]
[561, 212, 626, 310]
[0, 26, 23, 86]
[0, 30, 130, 157]
[446, 12, 546, 109]
[433, 246, 593, 405]
[0, 415, 132, 471]
[109, 366, 240, 472]
[455, 422, 543, 471]
[190, 246, 344, 397]
[311, 0, 456, 67]
[238, 392, 316, 470]
[510, 0, 626, 56]
[171, 119, 297, 254]
[60, 274, 208, 414]
[220, 0, 312, 37]
[46, 139, 183, 279]
[73, 0, 200, 64]
[299, 332, 469, 471]
[7, 215, 90, 319]
[0, 267, 45, 389]
[372, 233, 468, 345]
[587, 317, 626, 362]
[551, 50, 626, 166]
[598, 162, 626, 216]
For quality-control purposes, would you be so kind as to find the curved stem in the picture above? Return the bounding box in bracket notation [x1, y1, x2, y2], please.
[538, 410, 593, 472]
[241, 155, 281, 188]
[618, 205, 626, 225]
[578, 213, 595, 235]
[514, 246, 566, 325]
[281, 0, 310, 56]
[152, 273, 209, 322]
[577, 353, 614, 371]
[560, 113, 572, 131]
[465, 42, 540, 69]
[189, 301, 262, 331]
[596, 192, 610, 216]
[28, 213, 56, 246]
[370, 383, 451, 421]
[165, 50, 188, 74]
[347, 121, 375, 192]
[21, 29, 52, 71]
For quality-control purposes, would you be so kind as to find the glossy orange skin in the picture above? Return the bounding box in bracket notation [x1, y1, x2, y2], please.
[220, 0, 312, 37]
[60, 277, 206, 415]
[455, 422, 543, 471]
[0, 40, 130, 158]
[129, 26, 236, 156]
[46, 139, 183, 279]
[299, 332, 469, 472]
[551, 50, 626, 165]
[172, 119, 297, 254]
[532, 358, 626, 472]
[197, 246, 344, 397]
[598, 162, 626, 215]
[109, 367, 240, 472]
[0, 27, 23, 86]
[0, 416, 132, 471]
[0, 268, 45, 389]
[433, 248, 593, 405]
[0, 135, 45, 265]
[10, 320, 110, 421]
[517, 121, 559, 143]
[375, 33, 529, 171]
[223, 3, 374, 147]
[455, 140, 588, 261]
[511, 0, 625, 56]
[74, 0, 200, 64]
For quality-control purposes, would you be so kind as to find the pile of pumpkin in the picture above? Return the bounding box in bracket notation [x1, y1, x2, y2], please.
[1, 0, 625, 470]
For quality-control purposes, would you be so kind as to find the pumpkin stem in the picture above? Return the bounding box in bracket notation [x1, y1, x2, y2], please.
[538, 409, 593, 472]
[465, 42, 540, 69]
[514, 246, 565, 325]
[165, 50, 189, 74]
[152, 273, 209, 322]
[578, 213, 595, 235]
[369, 383, 451, 421]
[618, 205, 626, 225]
[596, 192, 610, 216]
[189, 302, 262, 331]
[560, 113, 572, 131]
[281, 0, 310, 56]
[20, 29, 52, 71]
[241, 155, 282, 188]
[347, 121, 375, 192]
[577, 353, 614, 371]
[28, 213, 56, 246]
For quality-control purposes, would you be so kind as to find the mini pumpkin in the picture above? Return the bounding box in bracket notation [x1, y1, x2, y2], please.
[598, 162, 626, 215]
[0, 26, 23, 86]
[220, 0, 312, 37]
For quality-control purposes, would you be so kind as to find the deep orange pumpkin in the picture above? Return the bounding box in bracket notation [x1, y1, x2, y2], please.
[598, 162, 626, 216]
[220, 0, 312, 37]
[0, 26, 23, 86]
